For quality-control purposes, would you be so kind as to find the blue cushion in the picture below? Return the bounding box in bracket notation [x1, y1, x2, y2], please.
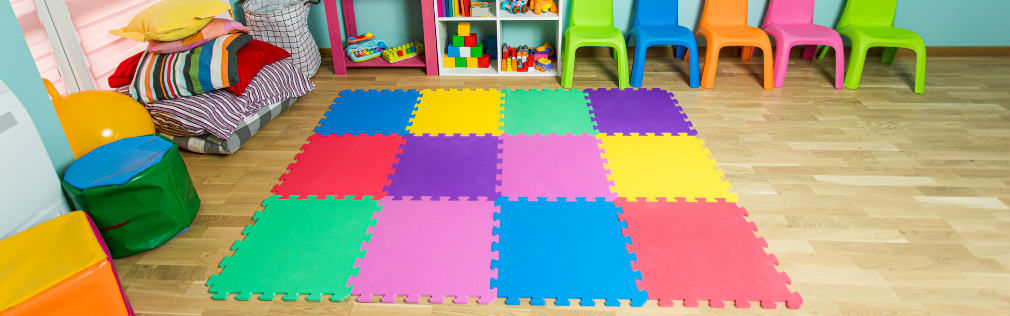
[64, 136, 174, 190]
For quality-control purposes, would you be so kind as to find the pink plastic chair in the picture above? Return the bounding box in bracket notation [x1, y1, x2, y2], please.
[754, 0, 845, 89]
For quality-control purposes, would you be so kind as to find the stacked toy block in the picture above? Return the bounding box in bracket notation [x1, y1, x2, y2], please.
[0, 211, 132, 315]
[208, 88, 802, 309]
[444, 22, 490, 68]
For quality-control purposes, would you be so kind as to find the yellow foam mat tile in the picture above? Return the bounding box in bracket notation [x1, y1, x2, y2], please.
[598, 134, 737, 202]
[408, 89, 504, 135]
[0, 211, 107, 310]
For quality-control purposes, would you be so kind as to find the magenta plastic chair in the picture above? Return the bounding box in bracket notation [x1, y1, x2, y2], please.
[760, 0, 845, 89]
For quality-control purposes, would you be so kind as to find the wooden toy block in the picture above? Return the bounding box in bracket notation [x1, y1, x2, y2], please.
[444, 56, 456, 68]
[455, 57, 468, 67]
[448, 45, 461, 57]
[459, 46, 471, 58]
[464, 34, 477, 47]
[478, 54, 490, 68]
[470, 44, 483, 57]
[452, 36, 465, 47]
[466, 57, 478, 68]
[457, 22, 471, 37]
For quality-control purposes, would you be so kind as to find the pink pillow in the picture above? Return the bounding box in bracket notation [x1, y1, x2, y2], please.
[147, 18, 247, 54]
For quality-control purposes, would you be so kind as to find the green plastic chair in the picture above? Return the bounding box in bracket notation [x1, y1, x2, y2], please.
[561, 0, 629, 88]
[817, 0, 926, 94]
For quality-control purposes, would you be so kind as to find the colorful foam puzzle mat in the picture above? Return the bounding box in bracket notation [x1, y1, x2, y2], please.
[211, 88, 801, 309]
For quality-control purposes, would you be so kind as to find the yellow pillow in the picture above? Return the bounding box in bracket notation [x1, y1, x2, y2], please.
[110, 0, 234, 42]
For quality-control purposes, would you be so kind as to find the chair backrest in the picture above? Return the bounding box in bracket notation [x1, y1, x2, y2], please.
[762, 0, 815, 29]
[698, 0, 749, 29]
[569, 0, 616, 28]
[631, 0, 679, 28]
[835, 0, 897, 30]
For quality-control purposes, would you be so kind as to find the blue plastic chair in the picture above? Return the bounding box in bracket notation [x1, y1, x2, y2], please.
[626, 0, 700, 88]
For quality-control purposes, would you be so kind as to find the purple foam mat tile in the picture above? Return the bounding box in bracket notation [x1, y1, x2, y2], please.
[385, 135, 502, 201]
[584, 88, 696, 136]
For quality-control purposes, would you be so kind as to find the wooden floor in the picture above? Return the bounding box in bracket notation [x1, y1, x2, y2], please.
[116, 51, 1010, 316]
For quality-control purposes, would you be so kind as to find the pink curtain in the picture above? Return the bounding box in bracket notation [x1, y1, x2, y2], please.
[10, 0, 67, 94]
[64, 0, 155, 90]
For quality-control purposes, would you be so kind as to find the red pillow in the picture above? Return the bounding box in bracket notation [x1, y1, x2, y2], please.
[225, 39, 291, 96]
[108, 52, 142, 88]
[108, 39, 291, 96]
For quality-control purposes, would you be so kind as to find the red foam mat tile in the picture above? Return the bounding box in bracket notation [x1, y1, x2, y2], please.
[616, 197, 802, 309]
[272, 135, 405, 199]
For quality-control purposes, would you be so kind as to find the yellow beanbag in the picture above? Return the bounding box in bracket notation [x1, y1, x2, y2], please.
[110, 0, 233, 42]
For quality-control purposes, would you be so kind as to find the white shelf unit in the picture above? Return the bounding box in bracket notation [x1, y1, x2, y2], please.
[433, 0, 563, 77]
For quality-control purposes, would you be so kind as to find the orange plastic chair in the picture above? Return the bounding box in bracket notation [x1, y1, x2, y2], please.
[695, 0, 773, 90]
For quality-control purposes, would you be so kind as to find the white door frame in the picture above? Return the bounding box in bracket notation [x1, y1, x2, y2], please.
[32, 0, 97, 93]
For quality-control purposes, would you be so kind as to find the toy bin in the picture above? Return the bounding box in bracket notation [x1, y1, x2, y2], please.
[0, 211, 133, 315]
[61, 135, 200, 258]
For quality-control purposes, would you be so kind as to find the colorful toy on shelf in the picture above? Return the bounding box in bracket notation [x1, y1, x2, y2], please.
[501, 43, 548, 72]
[471, 1, 491, 17]
[531, 0, 557, 14]
[535, 58, 553, 71]
[43, 79, 155, 159]
[443, 23, 490, 69]
[347, 38, 388, 62]
[533, 41, 555, 61]
[346, 32, 375, 44]
[383, 42, 425, 63]
[501, 0, 529, 14]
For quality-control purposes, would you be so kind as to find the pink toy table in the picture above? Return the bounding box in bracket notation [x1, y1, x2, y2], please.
[324, 0, 438, 75]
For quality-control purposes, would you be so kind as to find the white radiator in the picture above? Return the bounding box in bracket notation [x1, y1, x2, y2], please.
[0, 78, 71, 239]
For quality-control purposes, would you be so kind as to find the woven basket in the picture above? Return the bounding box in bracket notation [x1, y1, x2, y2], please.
[241, 0, 321, 77]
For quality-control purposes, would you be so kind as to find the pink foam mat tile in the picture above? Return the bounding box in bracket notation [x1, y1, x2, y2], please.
[616, 197, 803, 309]
[348, 196, 499, 304]
[498, 134, 616, 201]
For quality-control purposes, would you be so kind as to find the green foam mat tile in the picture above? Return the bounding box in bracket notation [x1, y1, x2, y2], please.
[502, 89, 598, 136]
[206, 195, 380, 301]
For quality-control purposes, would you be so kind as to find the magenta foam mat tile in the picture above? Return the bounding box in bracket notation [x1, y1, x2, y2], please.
[350, 197, 499, 304]
[498, 134, 615, 201]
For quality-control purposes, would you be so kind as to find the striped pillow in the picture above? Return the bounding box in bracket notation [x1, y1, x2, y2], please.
[130, 33, 252, 103]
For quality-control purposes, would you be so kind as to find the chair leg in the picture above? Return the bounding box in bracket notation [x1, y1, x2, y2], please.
[831, 44, 845, 90]
[701, 44, 721, 89]
[630, 43, 649, 88]
[687, 45, 700, 88]
[676, 46, 687, 59]
[741, 46, 754, 61]
[881, 47, 898, 64]
[913, 46, 926, 94]
[802, 45, 817, 60]
[760, 44, 773, 90]
[613, 44, 630, 89]
[844, 43, 870, 90]
[561, 44, 579, 88]
[817, 45, 829, 60]
[613, 47, 619, 60]
[772, 44, 792, 88]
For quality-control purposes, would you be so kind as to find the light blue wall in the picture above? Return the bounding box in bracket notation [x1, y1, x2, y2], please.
[269, 0, 1010, 48]
[1, 1, 75, 174]
[231, 0, 426, 49]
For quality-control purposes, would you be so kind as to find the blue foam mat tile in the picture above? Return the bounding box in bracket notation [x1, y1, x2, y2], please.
[491, 197, 648, 307]
[315, 89, 421, 136]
